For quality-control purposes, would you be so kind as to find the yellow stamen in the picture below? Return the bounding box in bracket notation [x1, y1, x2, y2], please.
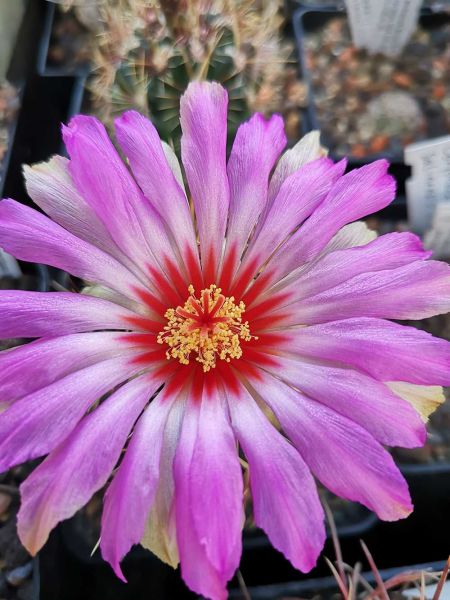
[157, 284, 254, 372]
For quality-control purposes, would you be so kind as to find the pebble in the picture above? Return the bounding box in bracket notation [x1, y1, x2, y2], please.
[305, 16, 450, 157]
[5, 561, 33, 587]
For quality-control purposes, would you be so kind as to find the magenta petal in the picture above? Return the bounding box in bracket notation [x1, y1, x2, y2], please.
[227, 382, 325, 573]
[279, 231, 430, 302]
[100, 389, 179, 581]
[225, 113, 286, 263]
[246, 157, 345, 273]
[17, 374, 156, 555]
[0, 331, 135, 404]
[180, 82, 229, 271]
[114, 111, 198, 258]
[0, 291, 136, 338]
[275, 160, 395, 273]
[290, 259, 450, 324]
[174, 388, 243, 598]
[0, 356, 140, 473]
[250, 372, 413, 520]
[0, 199, 143, 299]
[274, 354, 426, 448]
[23, 156, 135, 270]
[63, 115, 176, 276]
[285, 317, 450, 386]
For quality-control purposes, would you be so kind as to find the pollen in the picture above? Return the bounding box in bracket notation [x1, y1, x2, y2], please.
[157, 284, 255, 372]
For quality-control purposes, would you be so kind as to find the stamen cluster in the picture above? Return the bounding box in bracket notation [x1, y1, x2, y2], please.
[158, 284, 253, 372]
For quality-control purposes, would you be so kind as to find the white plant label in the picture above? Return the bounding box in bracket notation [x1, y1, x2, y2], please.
[405, 135, 450, 236]
[423, 204, 450, 259]
[345, 0, 421, 56]
[0, 248, 21, 279]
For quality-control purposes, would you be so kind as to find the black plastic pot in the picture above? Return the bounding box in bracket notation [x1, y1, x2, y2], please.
[243, 506, 378, 551]
[37, 2, 91, 77]
[229, 560, 447, 599]
[38, 516, 196, 600]
[293, 6, 450, 164]
[0, 0, 46, 198]
[4, 75, 86, 206]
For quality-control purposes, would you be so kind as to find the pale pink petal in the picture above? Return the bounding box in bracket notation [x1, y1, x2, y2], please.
[23, 156, 141, 278]
[0, 331, 138, 403]
[319, 221, 377, 253]
[0, 199, 143, 300]
[100, 386, 180, 581]
[0, 291, 138, 338]
[284, 318, 450, 386]
[271, 354, 425, 448]
[141, 397, 184, 567]
[0, 356, 142, 473]
[268, 130, 324, 203]
[272, 160, 395, 278]
[63, 115, 179, 277]
[248, 371, 412, 521]
[180, 82, 229, 274]
[174, 385, 243, 597]
[17, 374, 157, 555]
[226, 380, 325, 573]
[224, 113, 286, 267]
[114, 111, 198, 260]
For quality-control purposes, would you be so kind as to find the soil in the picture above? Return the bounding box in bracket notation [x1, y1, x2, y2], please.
[47, 8, 91, 72]
[303, 15, 450, 158]
[0, 82, 20, 178]
[0, 466, 36, 600]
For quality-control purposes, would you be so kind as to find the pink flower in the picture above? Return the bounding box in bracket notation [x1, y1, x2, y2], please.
[1, 81, 450, 599]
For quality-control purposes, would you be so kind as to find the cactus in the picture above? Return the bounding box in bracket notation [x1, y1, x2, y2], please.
[55, 0, 306, 145]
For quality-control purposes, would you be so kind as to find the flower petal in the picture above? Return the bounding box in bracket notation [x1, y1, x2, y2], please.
[0, 331, 137, 404]
[100, 384, 180, 581]
[273, 160, 395, 277]
[268, 130, 325, 203]
[270, 354, 425, 448]
[174, 382, 243, 597]
[244, 158, 345, 275]
[114, 110, 198, 260]
[0, 199, 143, 300]
[247, 371, 412, 521]
[63, 115, 178, 277]
[271, 231, 430, 302]
[180, 82, 229, 275]
[226, 377, 325, 573]
[17, 374, 157, 555]
[141, 397, 184, 568]
[387, 382, 445, 422]
[283, 318, 450, 386]
[0, 291, 137, 338]
[23, 156, 138, 274]
[0, 356, 141, 473]
[286, 260, 450, 324]
[224, 113, 286, 267]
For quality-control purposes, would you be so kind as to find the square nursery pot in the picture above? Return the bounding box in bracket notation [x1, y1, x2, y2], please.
[0, 0, 46, 198]
[4, 75, 86, 206]
[293, 6, 450, 165]
[37, 511, 197, 600]
[37, 1, 91, 77]
[228, 560, 447, 599]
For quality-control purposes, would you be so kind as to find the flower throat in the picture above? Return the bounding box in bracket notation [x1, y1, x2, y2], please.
[158, 284, 254, 372]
